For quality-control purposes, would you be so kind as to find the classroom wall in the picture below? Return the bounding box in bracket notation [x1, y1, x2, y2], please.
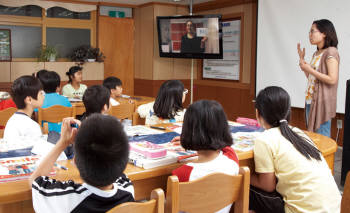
[134, 3, 198, 82]
[134, 1, 257, 120]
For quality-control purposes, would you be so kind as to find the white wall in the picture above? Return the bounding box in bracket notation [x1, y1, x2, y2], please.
[256, 0, 350, 113]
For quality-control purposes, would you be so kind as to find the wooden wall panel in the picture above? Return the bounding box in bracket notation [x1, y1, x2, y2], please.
[0, 63, 11, 82]
[0, 82, 12, 93]
[44, 62, 76, 81]
[153, 5, 175, 80]
[139, 6, 154, 80]
[173, 59, 198, 79]
[98, 16, 134, 95]
[81, 62, 104, 80]
[10, 62, 44, 81]
[134, 7, 142, 79]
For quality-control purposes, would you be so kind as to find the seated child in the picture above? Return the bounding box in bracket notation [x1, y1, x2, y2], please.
[137, 80, 187, 125]
[32, 69, 48, 81]
[30, 114, 134, 212]
[81, 85, 110, 120]
[62, 66, 87, 99]
[249, 86, 341, 213]
[172, 100, 239, 213]
[103, 76, 123, 106]
[4, 76, 45, 141]
[34, 71, 72, 133]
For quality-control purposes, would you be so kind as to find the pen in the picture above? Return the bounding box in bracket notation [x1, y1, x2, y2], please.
[150, 126, 166, 130]
[55, 163, 68, 170]
[70, 123, 79, 128]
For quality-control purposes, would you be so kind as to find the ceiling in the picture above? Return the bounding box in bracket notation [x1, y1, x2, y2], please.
[79, 0, 213, 6]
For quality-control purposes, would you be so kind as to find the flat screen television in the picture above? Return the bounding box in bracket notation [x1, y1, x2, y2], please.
[156, 14, 223, 59]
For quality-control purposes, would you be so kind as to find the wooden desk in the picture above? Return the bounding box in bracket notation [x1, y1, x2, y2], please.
[0, 131, 337, 213]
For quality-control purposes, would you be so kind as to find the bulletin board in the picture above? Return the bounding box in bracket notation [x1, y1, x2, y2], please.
[203, 19, 241, 80]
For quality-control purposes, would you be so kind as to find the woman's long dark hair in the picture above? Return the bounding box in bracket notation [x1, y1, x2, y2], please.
[255, 86, 321, 161]
[313, 19, 338, 49]
[153, 80, 184, 119]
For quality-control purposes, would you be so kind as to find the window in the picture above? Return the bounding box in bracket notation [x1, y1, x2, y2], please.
[46, 27, 91, 58]
[0, 25, 42, 58]
[46, 7, 90, 20]
[0, 5, 42, 17]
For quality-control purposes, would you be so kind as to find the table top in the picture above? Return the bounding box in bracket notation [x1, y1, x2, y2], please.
[0, 127, 337, 204]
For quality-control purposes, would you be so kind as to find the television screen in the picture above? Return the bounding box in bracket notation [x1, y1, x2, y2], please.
[157, 14, 223, 59]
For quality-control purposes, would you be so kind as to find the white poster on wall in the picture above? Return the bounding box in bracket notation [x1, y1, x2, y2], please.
[203, 20, 241, 80]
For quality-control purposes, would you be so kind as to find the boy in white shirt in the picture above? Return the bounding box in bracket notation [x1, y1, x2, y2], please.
[103, 77, 123, 106]
[4, 76, 45, 141]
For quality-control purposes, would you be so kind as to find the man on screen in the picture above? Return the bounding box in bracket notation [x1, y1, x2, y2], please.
[180, 20, 207, 53]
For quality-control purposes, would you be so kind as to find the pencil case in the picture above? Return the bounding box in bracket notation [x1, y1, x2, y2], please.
[129, 141, 167, 159]
[236, 117, 260, 127]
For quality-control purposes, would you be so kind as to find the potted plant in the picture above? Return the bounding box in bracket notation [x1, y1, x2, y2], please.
[38, 45, 58, 62]
[70, 45, 105, 64]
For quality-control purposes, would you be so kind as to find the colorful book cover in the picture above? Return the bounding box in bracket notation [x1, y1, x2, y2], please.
[232, 132, 261, 152]
[0, 156, 55, 183]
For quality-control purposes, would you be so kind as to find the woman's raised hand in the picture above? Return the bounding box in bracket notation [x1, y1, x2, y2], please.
[297, 43, 305, 61]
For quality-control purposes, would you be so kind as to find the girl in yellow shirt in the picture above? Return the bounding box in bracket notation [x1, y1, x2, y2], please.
[249, 86, 341, 213]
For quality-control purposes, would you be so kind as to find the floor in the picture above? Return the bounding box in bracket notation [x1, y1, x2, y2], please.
[334, 146, 344, 193]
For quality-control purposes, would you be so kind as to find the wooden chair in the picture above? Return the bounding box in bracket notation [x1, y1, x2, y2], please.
[38, 105, 73, 134]
[166, 167, 250, 213]
[109, 103, 134, 121]
[107, 188, 164, 213]
[0, 107, 17, 138]
[132, 111, 146, 125]
[342, 171, 350, 213]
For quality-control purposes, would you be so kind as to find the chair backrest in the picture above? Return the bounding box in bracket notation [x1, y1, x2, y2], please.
[109, 103, 134, 121]
[107, 188, 164, 213]
[38, 105, 73, 134]
[0, 107, 17, 126]
[166, 167, 250, 213]
[0, 107, 17, 138]
[132, 112, 145, 125]
[342, 171, 350, 213]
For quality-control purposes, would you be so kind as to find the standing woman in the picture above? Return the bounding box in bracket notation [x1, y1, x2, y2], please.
[62, 66, 87, 99]
[297, 19, 339, 137]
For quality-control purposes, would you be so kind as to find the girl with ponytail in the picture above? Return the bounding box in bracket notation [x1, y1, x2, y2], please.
[249, 86, 340, 213]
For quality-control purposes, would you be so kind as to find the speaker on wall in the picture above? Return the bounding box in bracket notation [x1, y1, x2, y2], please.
[341, 80, 350, 185]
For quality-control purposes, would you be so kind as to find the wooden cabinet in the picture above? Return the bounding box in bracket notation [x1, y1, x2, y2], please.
[0, 62, 104, 82]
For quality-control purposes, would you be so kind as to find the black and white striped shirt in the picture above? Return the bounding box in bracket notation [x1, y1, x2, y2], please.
[32, 174, 134, 213]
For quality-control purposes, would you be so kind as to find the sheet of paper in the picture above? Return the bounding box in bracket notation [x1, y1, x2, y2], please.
[31, 141, 67, 161]
[124, 125, 164, 137]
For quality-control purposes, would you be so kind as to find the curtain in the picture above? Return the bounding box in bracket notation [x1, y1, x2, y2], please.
[0, 0, 96, 12]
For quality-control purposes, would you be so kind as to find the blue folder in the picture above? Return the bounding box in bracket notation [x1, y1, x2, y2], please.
[129, 132, 180, 144]
[0, 147, 33, 158]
